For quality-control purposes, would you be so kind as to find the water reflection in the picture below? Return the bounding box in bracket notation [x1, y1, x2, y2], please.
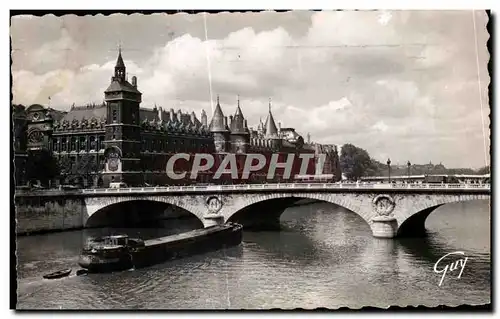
[16, 200, 490, 309]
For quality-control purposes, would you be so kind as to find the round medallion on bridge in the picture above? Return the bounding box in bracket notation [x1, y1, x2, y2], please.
[206, 196, 223, 214]
[372, 195, 395, 216]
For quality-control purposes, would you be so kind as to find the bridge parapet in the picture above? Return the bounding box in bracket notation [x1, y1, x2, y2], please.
[81, 182, 491, 195]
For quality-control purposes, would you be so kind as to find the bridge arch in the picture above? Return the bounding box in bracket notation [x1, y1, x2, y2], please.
[395, 194, 490, 237]
[223, 192, 374, 230]
[84, 195, 206, 228]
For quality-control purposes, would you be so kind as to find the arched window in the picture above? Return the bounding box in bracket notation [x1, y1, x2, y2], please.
[90, 136, 96, 151]
[99, 136, 105, 150]
[79, 136, 87, 151]
[61, 138, 67, 152]
[52, 139, 59, 152]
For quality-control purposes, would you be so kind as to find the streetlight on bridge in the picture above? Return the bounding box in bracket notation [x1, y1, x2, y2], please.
[387, 158, 391, 184]
[407, 160, 411, 183]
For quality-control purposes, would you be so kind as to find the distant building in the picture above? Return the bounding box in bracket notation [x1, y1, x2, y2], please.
[13, 104, 28, 185]
[13, 50, 342, 187]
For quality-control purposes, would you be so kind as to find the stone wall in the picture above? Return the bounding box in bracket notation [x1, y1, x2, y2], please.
[14, 190, 196, 235]
[15, 192, 87, 235]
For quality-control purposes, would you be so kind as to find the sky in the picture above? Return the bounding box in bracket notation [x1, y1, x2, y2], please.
[10, 10, 490, 169]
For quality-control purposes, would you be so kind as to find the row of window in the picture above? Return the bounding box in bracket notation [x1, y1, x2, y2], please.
[141, 138, 212, 153]
[49, 135, 215, 153]
[51, 136, 105, 152]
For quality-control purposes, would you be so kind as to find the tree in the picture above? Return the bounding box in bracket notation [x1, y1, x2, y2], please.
[77, 155, 99, 187]
[477, 165, 490, 175]
[366, 159, 384, 176]
[58, 156, 72, 184]
[340, 144, 374, 180]
[25, 150, 59, 187]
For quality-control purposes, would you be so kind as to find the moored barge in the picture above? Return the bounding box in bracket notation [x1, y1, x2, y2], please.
[78, 222, 243, 273]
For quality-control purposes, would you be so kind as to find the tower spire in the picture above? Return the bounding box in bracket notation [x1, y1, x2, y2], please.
[114, 44, 126, 81]
[264, 98, 278, 138]
[209, 95, 227, 132]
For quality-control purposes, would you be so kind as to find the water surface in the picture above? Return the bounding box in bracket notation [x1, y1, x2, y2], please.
[16, 200, 491, 309]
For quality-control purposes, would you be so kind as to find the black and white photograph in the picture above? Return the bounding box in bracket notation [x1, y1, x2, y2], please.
[10, 8, 491, 310]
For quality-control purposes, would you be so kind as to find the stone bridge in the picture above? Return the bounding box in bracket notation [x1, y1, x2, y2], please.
[80, 183, 491, 238]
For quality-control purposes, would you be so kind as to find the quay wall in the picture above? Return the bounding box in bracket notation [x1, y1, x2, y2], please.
[14, 190, 189, 235]
[14, 190, 87, 235]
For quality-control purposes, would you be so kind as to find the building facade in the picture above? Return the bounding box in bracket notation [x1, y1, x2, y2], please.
[12, 51, 342, 188]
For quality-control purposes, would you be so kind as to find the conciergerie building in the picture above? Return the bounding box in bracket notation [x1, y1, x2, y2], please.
[13, 50, 342, 188]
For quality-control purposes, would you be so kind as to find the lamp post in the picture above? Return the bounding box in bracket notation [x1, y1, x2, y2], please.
[407, 161, 411, 183]
[387, 158, 391, 184]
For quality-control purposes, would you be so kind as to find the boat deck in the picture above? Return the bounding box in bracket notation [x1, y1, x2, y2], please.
[144, 224, 236, 247]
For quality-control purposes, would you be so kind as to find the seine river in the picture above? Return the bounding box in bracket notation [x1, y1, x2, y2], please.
[16, 200, 490, 309]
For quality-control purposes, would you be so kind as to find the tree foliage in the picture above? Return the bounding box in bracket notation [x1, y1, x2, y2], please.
[58, 156, 72, 179]
[339, 143, 484, 179]
[340, 144, 375, 180]
[77, 155, 98, 176]
[477, 165, 490, 174]
[25, 150, 59, 186]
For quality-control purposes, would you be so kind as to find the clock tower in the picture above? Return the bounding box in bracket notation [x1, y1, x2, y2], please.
[102, 48, 143, 187]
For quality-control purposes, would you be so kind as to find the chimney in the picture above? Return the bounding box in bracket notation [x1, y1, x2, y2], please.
[191, 111, 196, 124]
[132, 76, 137, 88]
[158, 107, 163, 121]
[201, 109, 207, 126]
[278, 122, 281, 131]
[170, 108, 175, 121]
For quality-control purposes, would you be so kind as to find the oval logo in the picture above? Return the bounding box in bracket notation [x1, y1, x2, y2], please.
[206, 196, 223, 214]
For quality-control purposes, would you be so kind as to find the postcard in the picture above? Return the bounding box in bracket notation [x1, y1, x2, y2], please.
[11, 10, 491, 310]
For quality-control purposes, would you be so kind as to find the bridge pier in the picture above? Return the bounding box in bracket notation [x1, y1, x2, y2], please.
[203, 214, 225, 227]
[371, 216, 398, 238]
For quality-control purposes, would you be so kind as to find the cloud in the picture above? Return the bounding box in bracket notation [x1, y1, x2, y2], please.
[372, 121, 389, 132]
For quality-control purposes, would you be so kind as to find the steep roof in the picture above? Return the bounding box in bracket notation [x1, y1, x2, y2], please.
[209, 96, 228, 132]
[105, 49, 141, 94]
[140, 108, 158, 122]
[115, 49, 125, 68]
[230, 102, 247, 134]
[105, 80, 141, 94]
[264, 108, 278, 138]
[47, 108, 67, 121]
[62, 105, 107, 122]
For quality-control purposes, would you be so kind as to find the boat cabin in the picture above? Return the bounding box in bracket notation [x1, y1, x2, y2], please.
[103, 235, 129, 246]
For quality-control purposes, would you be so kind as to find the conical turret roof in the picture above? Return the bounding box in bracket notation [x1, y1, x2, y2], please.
[116, 48, 125, 68]
[209, 96, 228, 132]
[230, 96, 247, 134]
[264, 99, 278, 138]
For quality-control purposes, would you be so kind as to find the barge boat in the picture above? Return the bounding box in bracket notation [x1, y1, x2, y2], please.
[78, 222, 243, 273]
